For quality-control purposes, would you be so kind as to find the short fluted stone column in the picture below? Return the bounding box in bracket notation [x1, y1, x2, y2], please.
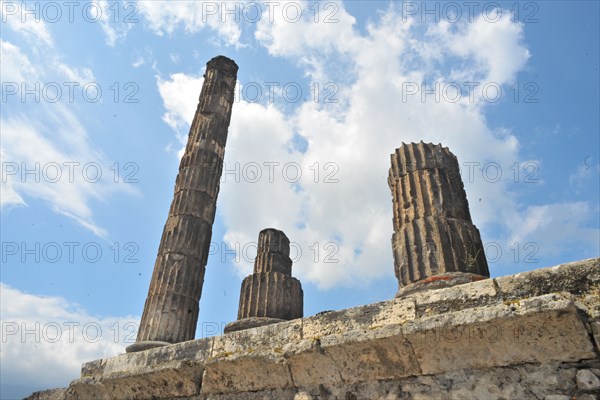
[388, 142, 489, 296]
[224, 229, 303, 333]
[127, 56, 238, 352]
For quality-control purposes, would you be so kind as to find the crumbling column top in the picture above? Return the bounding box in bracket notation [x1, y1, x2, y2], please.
[389, 141, 457, 179]
[257, 228, 291, 258]
[206, 55, 239, 73]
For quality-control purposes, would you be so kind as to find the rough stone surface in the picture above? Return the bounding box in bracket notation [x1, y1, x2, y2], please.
[592, 320, 600, 352]
[222, 316, 286, 333]
[131, 56, 238, 348]
[29, 258, 599, 400]
[226, 229, 303, 333]
[24, 389, 67, 400]
[388, 142, 489, 294]
[494, 257, 599, 299]
[68, 339, 212, 399]
[237, 272, 303, 320]
[577, 369, 600, 390]
[403, 293, 595, 375]
[196, 361, 599, 400]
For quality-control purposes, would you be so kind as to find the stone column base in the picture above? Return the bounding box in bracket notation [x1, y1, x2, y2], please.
[126, 341, 172, 353]
[224, 317, 286, 334]
[396, 272, 488, 297]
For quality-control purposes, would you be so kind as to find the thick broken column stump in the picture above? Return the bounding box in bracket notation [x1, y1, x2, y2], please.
[388, 142, 489, 297]
[127, 56, 238, 352]
[224, 228, 303, 333]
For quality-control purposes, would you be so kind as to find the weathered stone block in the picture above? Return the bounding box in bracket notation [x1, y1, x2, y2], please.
[68, 339, 212, 399]
[201, 351, 292, 394]
[411, 277, 497, 316]
[284, 338, 342, 387]
[494, 257, 600, 299]
[302, 298, 416, 338]
[403, 293, 596, 375]
[41, 258, 599, 400]
[214, 319, 303, 356]
[319, 325, 421, 382]
[576, 369, 600, 390]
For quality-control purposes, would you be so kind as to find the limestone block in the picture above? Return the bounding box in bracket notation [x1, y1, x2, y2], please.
[201, 350, 292, 394]
[577, 369, 600, 391]
[302, 298, 416, 338]
[410, 277, 497, 316]
[403, 293, 596, 375]
[214, 319, 302, 356]
[68, 339, 212, 399]
[494, 257, 600, 299]
[283, 338, 342, 387]
[59, 258, 600, 400]
[319, 325, 421, 382]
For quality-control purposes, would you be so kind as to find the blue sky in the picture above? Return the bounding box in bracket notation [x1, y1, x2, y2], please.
[1, 1, 599, 398]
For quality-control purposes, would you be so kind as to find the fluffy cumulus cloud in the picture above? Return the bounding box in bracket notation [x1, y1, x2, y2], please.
[137, 1, 243, 47]
[0, 283, 138, 394]
[155, 3, 596, 287]
[254, 0, 358, 58]
[429, 12, 530, 84]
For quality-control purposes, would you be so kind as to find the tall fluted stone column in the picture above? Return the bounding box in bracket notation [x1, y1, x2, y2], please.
[127, 56, 238, 352]
[388, 142, 489, 297]
[224, 229, 303, 333]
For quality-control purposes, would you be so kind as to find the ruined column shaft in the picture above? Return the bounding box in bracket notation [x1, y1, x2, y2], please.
[389, 142, 489, 296]
[391, 217, 488, 284]
[225, 229, 303, 333]
[131, 56, 238, 350]
[237, 272, 303, 320]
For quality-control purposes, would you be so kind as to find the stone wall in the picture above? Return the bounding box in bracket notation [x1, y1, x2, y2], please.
[27, 258, 600, 400]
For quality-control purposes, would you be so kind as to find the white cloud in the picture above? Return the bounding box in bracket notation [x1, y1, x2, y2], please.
[509, 202, 600, 258]
[156, 4, 597, 288]
[0, 113, 124, 237]
[0, 148, 26, 208]
[132, 56, 145, 68]
[137, 1, 243, 47]
[1, 9, 53, 46]
[92, 0, 134, 46]
[52, 63, 95, 85]
[0, 283, 138, 390]
[1, 35, 137, 236]
[0, 40, 38, 82]
[1, 36, 93, 89]
[157, 73, 205, 147]
[255, 0, 358, 58]
[569, 158, 600, 193]
[431, 12, 531, 84]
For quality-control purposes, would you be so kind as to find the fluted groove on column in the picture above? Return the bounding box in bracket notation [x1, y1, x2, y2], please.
[127, 56, 238, 353]
[389, 142, 489, 297]
[225, 229, 303, 333]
